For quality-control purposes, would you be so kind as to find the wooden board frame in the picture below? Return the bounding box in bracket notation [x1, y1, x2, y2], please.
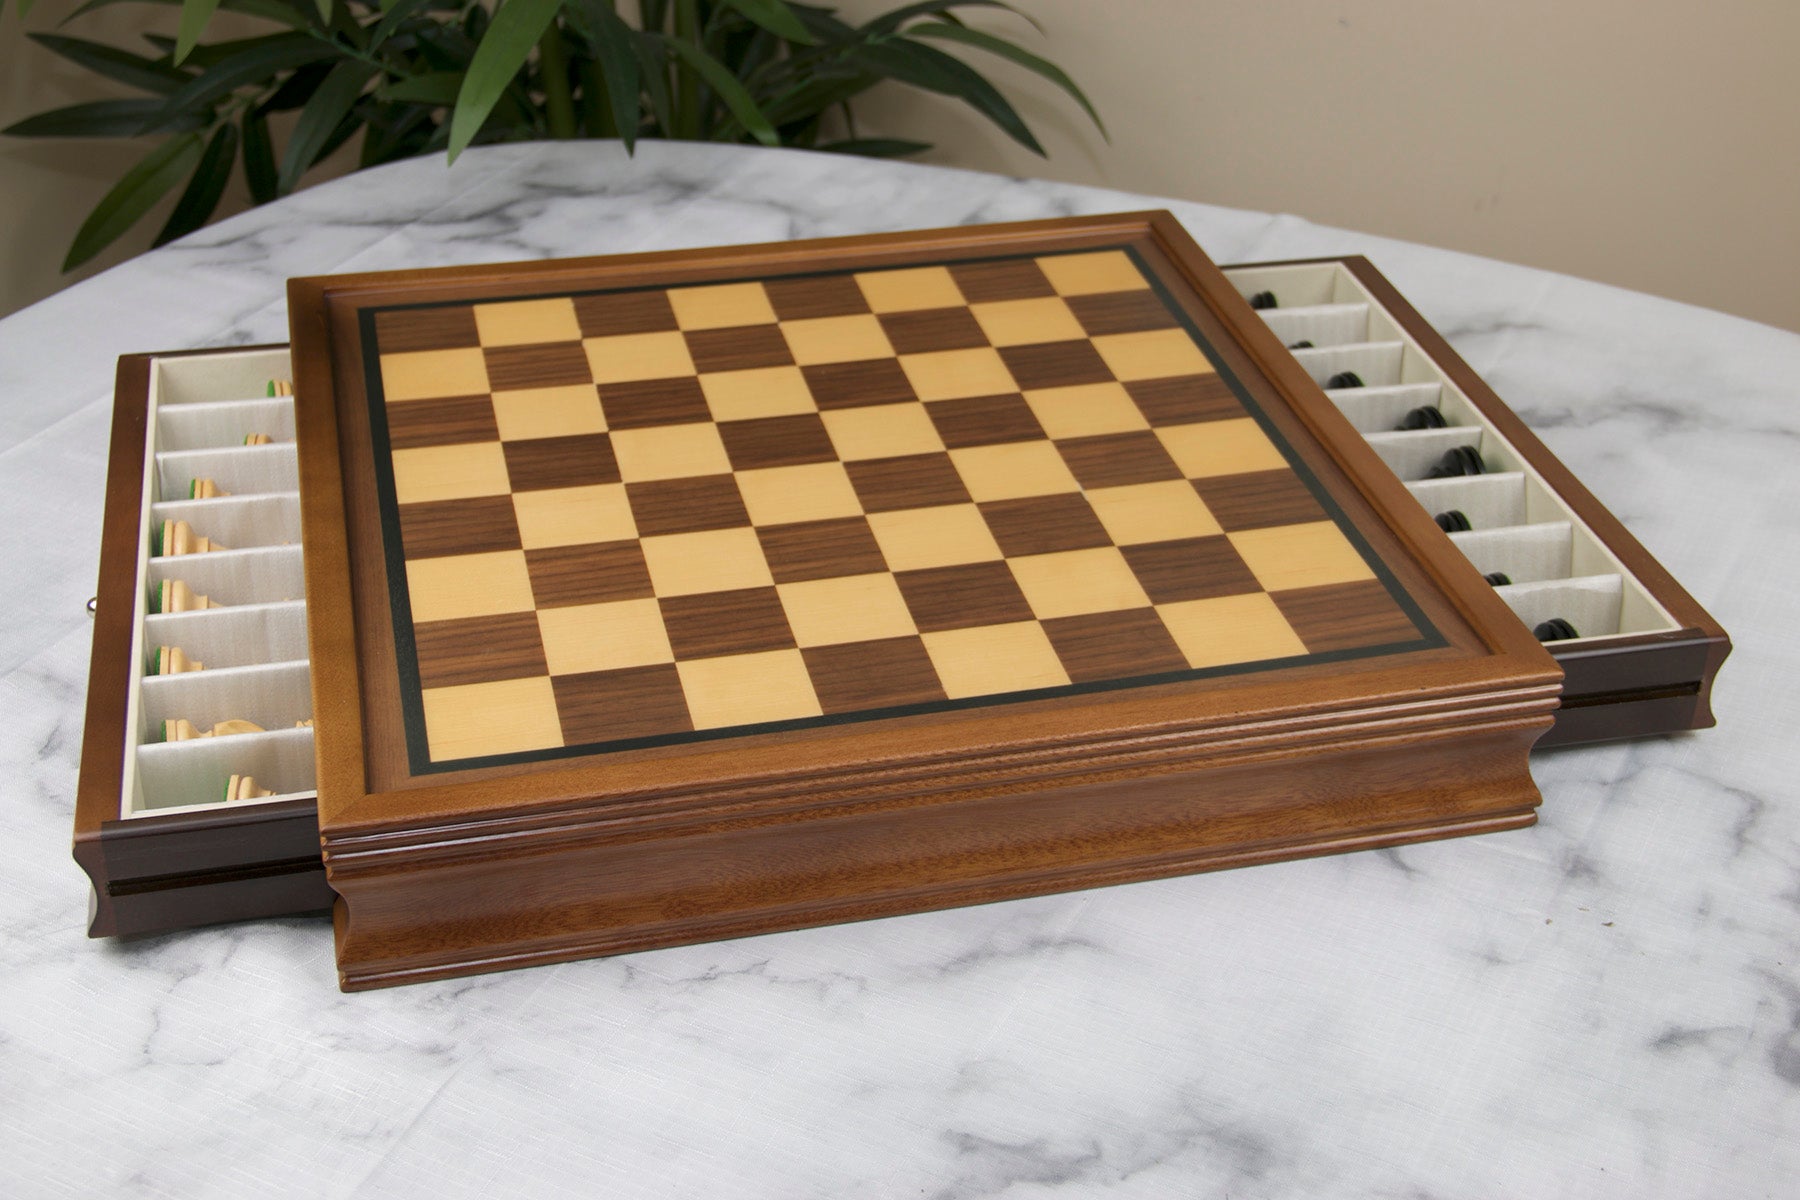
[289, 213, 1563, 989]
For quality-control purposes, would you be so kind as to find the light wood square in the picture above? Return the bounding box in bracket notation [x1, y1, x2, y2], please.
[922, 622, 1070, 699]
[381, 348, 490, 402]
[1086, 481, 1222, 545]
[778, 573, 917, 647]
[583, 331, 696, 384]
[512, 483, 638, 550]
[868, 504, 1002, 571]
[1158, 417, 1288, 479]
[700, 366, 818, 420]
[678, 649, 822, 729]
[490, 385, 607, 441]
[473, 297, 582, 347]
[950, 441, 1080, 502]
[390, 441, 511, 504]
[1229, 522, 1376, 592]
[736, 462, 862, 526]
[537, 598, 673, 675]
[969, 297, 1086, 347]
[781, 315, 894, 365]
[821, 402, 945, 461]
[406, 549, 536, 623]
[1023, 382, 1150, 439]
[855, 266, 964, 313]
[611, 423, 732, 482]
[1039, 250, 1151, 296]
[899, 348, 1018, 402]
[640, 527, 774, 596]
[1092, 330, 1213, 382]
[1009, 547, 1151, 619]
[422, 676, 563, 762]
[668, 282, 777, 331]
[1157, 593, 1308, 669]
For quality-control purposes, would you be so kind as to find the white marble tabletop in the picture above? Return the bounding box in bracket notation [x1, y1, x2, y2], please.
[3, 142, 1796, 1198]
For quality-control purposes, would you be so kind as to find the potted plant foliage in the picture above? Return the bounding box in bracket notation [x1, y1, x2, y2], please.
[4, 0, 1101, 268]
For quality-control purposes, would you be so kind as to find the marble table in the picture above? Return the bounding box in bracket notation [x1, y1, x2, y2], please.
[4, 142, 1795, 1198]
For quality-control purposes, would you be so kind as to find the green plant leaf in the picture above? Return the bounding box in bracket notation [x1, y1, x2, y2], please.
[381, 70, 465, 105]
[3, 98, 208, 138]
[241, 106, 278, 203]
[28, 34, 193, 96]
[849, 37, 1041, 154]
[65, 132, 205, 269]
[155, 120, 237, 244]
[653, 32, 779, 145]
[64, 0, 308, 31]
[146, 33, 337, 130]
[634, 28, 674, 135]
[908, 21, 1103, 136]
[718, 0, 814, 45]
[816, 136, 929, 157]
[565, 0, 642, 147]
[175, 0, 224, 66]
[279, 58, 377, 191]
[313, 0, 330, 24]
[446, 0, 563, 162]
[861, 0, 1022, 39]
[368, 0, 435, 51]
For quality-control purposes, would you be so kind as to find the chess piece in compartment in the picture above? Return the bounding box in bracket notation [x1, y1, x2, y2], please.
[243, 433, 273, 446]
[154, 519, 225, 556]
[150, 579, 219, 613]
[164, 717, 267, 741]
[1397, 406, 1447, 430]
[1433, 509, 1472, 532]
[187, 478, 227, 499]
[1534, 618, 1580, 642]
[224, 775, 274, 802]
[1249, 290, 1278, 310]
[149, 645, 202, 675]
[1484, 572, 1512, 587]
[1427, 446, 1485, 478]
[267, 379, 294, 396]
[1326, 371, 1364, 389]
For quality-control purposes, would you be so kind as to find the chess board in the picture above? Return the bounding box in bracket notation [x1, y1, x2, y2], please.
[363, 248, 1434, 771]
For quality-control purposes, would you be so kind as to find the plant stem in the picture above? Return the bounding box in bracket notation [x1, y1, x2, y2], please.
[672, 0, 701, 140]
[538, 19, 578, 140]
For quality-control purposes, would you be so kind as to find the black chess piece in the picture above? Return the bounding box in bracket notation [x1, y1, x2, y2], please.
[1534, 617, 1580, 641]
[1397, 406, 1447, 430]
[1433, 509, 1472, 532]
[1249, 291, 1278, 310]
[1286, 339, 1314, 350]
[1325, 371, 1364, 389]
[1484, 572, 1512, 587]
[1426, 446, 1485, 477]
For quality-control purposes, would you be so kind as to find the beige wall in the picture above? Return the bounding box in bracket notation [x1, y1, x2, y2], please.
[5, 1, 1797, 331]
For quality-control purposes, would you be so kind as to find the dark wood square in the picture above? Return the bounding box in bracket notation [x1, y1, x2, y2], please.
[1122, 537, 1262, 604]
[803, 637, 947, 713]
[801, 360, 917, 410]
[1066, 291, 1179, 337]
[553, 663, 693, 744]
[979, 494, 1113, 558]
[385, 395, 497, 450]
[764, 275, 870, 320]
[878, 307, 989, 355]
[1126, 376, 1243, 426]
[660, 588, 796, 659]
[625, 475, 750, 537]
[998, 340, 1115, 390]
[483, 342, 594, 391]
[894, 561, 1035, 632]
[375, 306, 480, 353]
[1041, 610, 1188, 683]
[597, 377, 712, 429]
[1055, 431, 1184, 488]
[718, 413, 837, 471]
[927, 394, 1045, 448]
[503, 432, 620, 491]
[399, 496, 521, 560]
[1273, 580, 1421, 653]
[756, 517, 889, 582]
[573, 290, 679, 337]
[412, 612, 546, 689]
[525, 539, 654, 607]
[847, 453, 972, 512]
[685, 325, 795, 374]
[1192, 469, 1326, 531]
[949, 259, 1055, 302]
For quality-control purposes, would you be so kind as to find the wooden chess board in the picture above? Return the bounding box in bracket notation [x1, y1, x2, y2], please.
[358, 248, 1435, 772]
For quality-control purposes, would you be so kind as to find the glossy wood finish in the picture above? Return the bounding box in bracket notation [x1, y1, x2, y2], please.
[289, 213, 1564, 989]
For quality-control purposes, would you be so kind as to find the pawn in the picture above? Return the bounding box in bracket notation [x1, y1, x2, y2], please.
[1249, 290, 1278, 310]
[165, 717, 266, 742]
[1534, 617, 1580, 642]
[295, 718, 314, 729]
[155, 519, 226, 556]
[1325, 371, 1364, 389]
[1396, 406, 1447, 430]
[1426, 446, 1485, 478]
[1286, 339, 1315, 350]
[267, 379, 294, 397]
[1433, 509, 1472, 532]
[149, 645, 203, 675]
[225, 774, 275, 802]
[1483, 572, 1512, 587]
[188, 478, 227, 499]
[243, 433, 273, 446]
[152, 579, 219, 613]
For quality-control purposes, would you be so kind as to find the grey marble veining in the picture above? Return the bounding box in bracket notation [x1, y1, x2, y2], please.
[3, 141, 1796, 1198]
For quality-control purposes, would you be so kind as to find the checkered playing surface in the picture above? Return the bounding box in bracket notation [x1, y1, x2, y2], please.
[366, 249, 1429, 766]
